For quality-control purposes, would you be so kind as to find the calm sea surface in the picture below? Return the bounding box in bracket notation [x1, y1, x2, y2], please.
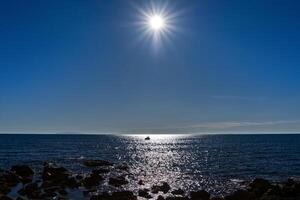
[0, 134, 299, 196]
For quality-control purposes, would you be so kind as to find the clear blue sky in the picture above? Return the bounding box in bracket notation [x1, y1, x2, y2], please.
[1, 0, 300, 133]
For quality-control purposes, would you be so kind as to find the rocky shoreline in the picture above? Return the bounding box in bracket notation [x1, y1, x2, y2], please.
[0, 160, 299, 200]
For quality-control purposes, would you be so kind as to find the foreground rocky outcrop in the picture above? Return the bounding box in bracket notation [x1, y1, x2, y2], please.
[0, 160, 299, 200]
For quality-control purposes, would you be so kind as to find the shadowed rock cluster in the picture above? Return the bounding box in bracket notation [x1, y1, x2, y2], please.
[0, 160, 299, 200]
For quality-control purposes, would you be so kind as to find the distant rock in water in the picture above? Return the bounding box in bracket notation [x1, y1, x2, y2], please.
[145, 136, 150, 140]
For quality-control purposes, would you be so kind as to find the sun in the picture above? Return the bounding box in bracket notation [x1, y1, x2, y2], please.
[149, 15, 165, 31]
[134, 1, 182, 47]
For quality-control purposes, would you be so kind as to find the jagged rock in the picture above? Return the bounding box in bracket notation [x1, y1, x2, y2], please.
[90, 192, 111, 200]
[0, 171, 20, 187]
[151, 182, 171, 194]
[225, 190, 254, 200]
[18, 182, 41, 199]
[0, 196, 14, 200]
[0, 184, 11, 195]
[190, 190, 210, 200]
[109, 176, 128, 187]
[42, 162, 69, 184]
[58, 188, 68, 196]
[116, 164, 129, 171]
[166, 197, 189, 200]
[138, 189, 152, 199]
[10, 165, 34, 178]
[111, 191, 137, 200]
[210, 197, 224, 200]
[83, 173, 104, 188]
[249, 178, 271, 197]
[66, 177, 80, 188]
[83, 159, 113, 167]
[157, 195, 165, 200]
[138, 180, 144, 185]
[91, 191, 137, 200]
[92, 168, 110, 174]
[171, 189, 185, 195]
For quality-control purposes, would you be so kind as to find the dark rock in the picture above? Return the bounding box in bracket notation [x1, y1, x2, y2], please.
[190, 190, 210, 200]
[18, 182, 41, 199]
[116, 164, 129, 171]
[66, 177, 80, 188]
[210, 197, 224, 200]
[109, 176, 128, 187]
[58, 188, 68, 196]
[83, 159, 113, 167]
[83, 173, 104, 188]
[157, 195, 165, 200]
[0, 184, 11, 195]
[138, 180, 144, 185]
[248, 178, 271, 197]
[42, 162, 69, 184]
[0, 171, 20, 187]
[92, 168, 110, 174]
[10, 165, 34, 178]
[16, 197, 26, 200]
[171, 189, 185, 195]
[90, 192, 110, 200]
[0, 196, 14, 200]
[111, 191, 137, 200]
[166, 197, 189, 200]
[138, 189, 152, 199]
[225, 190, 254, 200]
[151, 182, 171, 194]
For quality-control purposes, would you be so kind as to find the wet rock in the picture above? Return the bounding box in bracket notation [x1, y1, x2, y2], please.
[91, 191, 137, 200]
[171, 189, 185, 195]
[166, 197, 189, 200]
[92, 168, 110, 174]
[109, 176, 128, 187]
[58, 188, 68, 196]
[83, 173, 104, 188]
[190, 190, 210, 200]
[151, 182, 171, 194]
[83, 159, 113, 167]
[90, 192, 111, 200]
[42, 162, 69, 184]
[157, 195, 165, 200]
[210, 197, 224, 200]
[16, 197, 26, 200]
[0, 171, 20, 187]
[0, 196, 14, 200]
[116, 164, 129, 171]
[248, 178, 271, 197]
[66, 177, 80, 188]
[224, 190, 254, 200]
[10, 165, 34, 178]
[138, 189, 152, 199]
[18, 182, 41, 199]
[0, 184, 11, 195]
[111, 191, 137, 200]
[138, 180, 144, 185]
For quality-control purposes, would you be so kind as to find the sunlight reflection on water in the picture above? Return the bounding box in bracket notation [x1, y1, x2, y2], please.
[121, 134, 205, 194]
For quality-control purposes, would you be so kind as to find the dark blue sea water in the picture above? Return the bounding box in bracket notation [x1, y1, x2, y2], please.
[0, 134, 299, 196]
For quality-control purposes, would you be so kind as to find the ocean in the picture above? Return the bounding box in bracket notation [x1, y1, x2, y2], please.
[0, 134, 299, 196]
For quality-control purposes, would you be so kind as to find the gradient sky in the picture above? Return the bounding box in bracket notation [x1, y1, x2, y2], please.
[1, 0, 300, 134]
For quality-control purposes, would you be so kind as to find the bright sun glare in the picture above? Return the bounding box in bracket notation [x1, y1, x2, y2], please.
[135, 1, 181, 47]
[149, 15, 165, 31]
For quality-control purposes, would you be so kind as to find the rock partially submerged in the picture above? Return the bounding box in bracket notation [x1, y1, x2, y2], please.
[152, 182, 171, 194]
[1, 161, 300, 200]
[83, 159, 113, 167]
[108, 176, 129, 187]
